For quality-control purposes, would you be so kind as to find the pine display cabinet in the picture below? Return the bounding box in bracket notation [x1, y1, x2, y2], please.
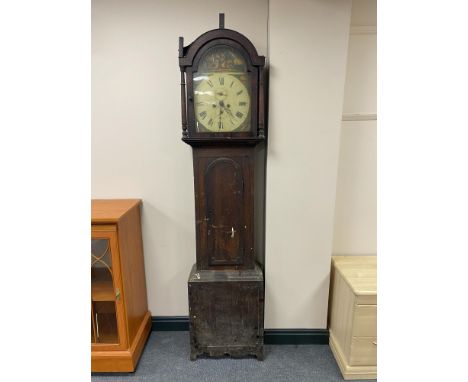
[91, 199, 151, 372]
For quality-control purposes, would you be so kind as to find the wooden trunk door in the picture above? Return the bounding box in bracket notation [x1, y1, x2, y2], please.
[194, 148, 254, 269]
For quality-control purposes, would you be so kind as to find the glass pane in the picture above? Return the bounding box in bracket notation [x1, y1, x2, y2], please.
[91, 307, 96, 343]
[193, 45, 252, 133]
[91, 239, 114, 300]
[92, 301, 119, 344]
[91, 238, 119, 344]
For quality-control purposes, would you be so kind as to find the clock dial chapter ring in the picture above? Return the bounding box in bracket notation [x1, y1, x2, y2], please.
[194, 72, 250, 132]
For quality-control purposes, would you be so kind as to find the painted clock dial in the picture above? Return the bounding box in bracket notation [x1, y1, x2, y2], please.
[194, 73, 250, 132]
[193, 45, 252, 133]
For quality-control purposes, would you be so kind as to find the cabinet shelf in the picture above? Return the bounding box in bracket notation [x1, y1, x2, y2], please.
[92, 280, 115, 301]
[92, 302, 119, 345]
[94, 330, 118, 344]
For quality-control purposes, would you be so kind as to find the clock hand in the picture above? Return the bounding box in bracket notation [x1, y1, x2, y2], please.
[218, 102, 223, 129]
[219, 103, 234, 119]
[217, 103, 236, 129]
[218, 100, 234, 114]
[219, 101, 233, 114]
[218, 101, 226, 115]
[223, 106, 234, 118]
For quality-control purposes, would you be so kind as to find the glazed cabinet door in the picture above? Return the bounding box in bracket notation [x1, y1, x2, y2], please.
[91, 225, 127, 351]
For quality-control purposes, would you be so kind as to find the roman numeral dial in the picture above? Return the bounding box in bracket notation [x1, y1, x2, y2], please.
[193, 72, 250, 132]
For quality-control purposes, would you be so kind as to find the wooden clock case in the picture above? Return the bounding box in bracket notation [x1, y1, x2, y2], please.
[179, 14, 267, 360]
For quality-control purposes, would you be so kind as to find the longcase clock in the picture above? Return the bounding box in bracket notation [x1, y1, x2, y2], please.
[179, 14, 267, 360]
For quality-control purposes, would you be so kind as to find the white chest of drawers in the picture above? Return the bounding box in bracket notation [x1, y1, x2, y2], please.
[328, 255, 377, 380]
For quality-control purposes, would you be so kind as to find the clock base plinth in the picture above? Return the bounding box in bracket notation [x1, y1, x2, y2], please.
[190, 344, 264, 361]
[188, 264, 264, 361]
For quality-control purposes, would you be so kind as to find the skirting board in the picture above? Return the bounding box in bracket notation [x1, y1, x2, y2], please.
[151, 316, 329, 345]
[152, 316, 189, 331]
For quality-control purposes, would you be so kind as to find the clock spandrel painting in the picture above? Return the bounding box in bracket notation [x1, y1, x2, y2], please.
[194, 46, 251, 133]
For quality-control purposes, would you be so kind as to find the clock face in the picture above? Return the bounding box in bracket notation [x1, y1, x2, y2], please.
[194, 73, 250, 132]
[193, 45, 252, 133]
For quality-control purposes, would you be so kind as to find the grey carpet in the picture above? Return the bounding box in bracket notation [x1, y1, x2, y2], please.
[92, 331, 376, 382]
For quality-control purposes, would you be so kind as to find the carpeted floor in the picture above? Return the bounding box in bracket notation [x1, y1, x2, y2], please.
[92, 331, 376, 382]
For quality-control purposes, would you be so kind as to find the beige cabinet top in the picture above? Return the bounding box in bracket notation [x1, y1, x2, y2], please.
[332, 255, 376, 296]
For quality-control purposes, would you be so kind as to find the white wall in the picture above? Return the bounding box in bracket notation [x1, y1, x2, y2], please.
[264, 0, 352, 329]
[92, 0, 268, 316]
[332, 0, 377, 255]
[92, 0, 354, 328]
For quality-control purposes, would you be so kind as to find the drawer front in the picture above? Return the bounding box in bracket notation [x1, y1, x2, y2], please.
[352, 305, 376, 337]
[349, 337, 377, 366]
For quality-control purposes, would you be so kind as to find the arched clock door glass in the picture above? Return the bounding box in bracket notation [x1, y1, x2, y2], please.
[193, 45, 252, 133]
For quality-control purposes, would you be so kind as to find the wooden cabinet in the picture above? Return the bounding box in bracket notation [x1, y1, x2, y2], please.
[91, 199, 151, 372]
[328, 255, 377, 380]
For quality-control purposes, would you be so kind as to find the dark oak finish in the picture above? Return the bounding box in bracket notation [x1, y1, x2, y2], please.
[188, 265, 264, 360]
[179, 14, 267, 360]
[193, 146, 256, 270]
[179, 27, 266, 141]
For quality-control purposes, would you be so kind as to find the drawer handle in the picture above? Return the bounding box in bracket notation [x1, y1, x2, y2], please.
[372, 341, 377, 346]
